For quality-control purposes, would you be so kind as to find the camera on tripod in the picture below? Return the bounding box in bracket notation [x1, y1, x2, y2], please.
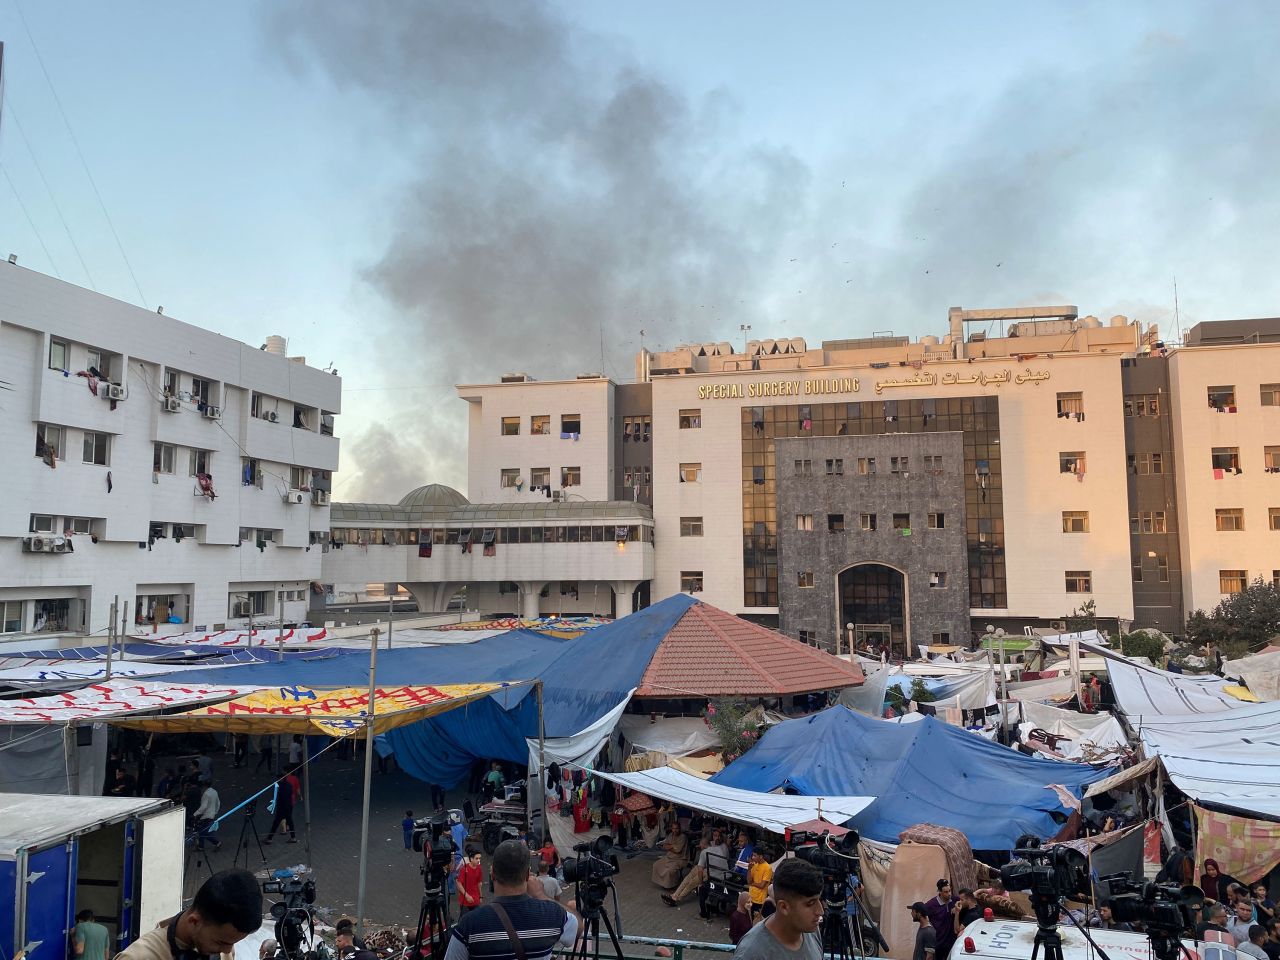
[411, 815, 456, 893]
[789, 828, 860, 879]
[1099, 874, 1204, 931]
[562, 837, 619, 885]
[262, 874, 317, 960]
[999, 843, 1090, 903]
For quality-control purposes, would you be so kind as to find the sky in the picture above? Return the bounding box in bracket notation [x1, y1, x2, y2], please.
[1, 1, 1278, 502]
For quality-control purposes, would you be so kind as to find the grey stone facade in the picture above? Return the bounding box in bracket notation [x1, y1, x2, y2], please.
[776, 433, 971, 654]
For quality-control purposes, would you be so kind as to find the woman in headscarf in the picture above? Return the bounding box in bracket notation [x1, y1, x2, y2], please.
[1199, 859, 1239, 903]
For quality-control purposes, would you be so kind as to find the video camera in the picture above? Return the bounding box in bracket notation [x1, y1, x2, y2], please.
[561, 836, 619, 917]
[262, 874, 317, 960]
[789, 828, 860, 878]
[411, 815, 456, 894]
[1000, 842, 1090, 904]
[1100, 874, 1204, 931]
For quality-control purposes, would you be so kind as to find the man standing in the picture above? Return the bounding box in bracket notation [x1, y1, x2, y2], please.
[114, 869, 261, 960]
[924, 879, 958, 959]
[1197, 903, 1231, 939]
[1239, 927, 1271, 960]
[1231, 901, 1260, 943]
[747, 850, 773, 916]
[910, 902, 937, 960]
[731, 859, 824, 960]
[457, 849, 485, 915]
[443, 840, 578, 960]
[954, 889, 984, 933]
[195, 780, 221, 849]
[73, 910, 110, 960]
[255, 736, 274, 772]
[264, 775, 296, 844]
[732, 831, 754, 877]
[288, 736, 304, 767]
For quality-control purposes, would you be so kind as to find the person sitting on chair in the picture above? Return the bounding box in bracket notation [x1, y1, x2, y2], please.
[651, 822, 690, 889]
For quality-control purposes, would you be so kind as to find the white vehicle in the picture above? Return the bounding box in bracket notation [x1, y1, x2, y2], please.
[951, 918, 1237, 960]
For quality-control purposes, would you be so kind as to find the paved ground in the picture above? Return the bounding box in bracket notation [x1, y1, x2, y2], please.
[182, 746, 734, 952]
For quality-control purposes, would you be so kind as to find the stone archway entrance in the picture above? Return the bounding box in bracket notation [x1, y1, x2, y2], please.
[838, 563, 908, 658]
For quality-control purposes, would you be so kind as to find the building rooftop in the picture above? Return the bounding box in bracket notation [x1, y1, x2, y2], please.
[1183, 317, 1280, 347]
[332, 487, 653, 525]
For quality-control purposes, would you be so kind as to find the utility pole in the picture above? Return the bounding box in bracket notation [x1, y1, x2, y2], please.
[278, 589, 285, 663]
[105, 596, 117, 681]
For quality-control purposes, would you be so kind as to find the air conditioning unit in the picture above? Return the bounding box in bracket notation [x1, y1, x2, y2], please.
[311, 489, 330, 506]
[285, 491, 306, 505]
[267, 410, 279, 423]
[51, 536, 71, 553]
[1050, 620, 1066, 632]
[551, 490, 565, 502]
[162, 396, 182, 413]
[106, 383, 127, 401]
[22, 535, 50, 553]
[202, 405, 221, 420]
[231, 601, 251, 618]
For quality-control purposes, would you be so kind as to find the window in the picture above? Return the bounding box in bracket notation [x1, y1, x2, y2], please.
[561, 414, 581, 435]
[172, 523, 195, 541]
[794, 459, 812, 476]
[1062, 511, 1089, 533]
[30, 514, 55, 533]
[163, 370, 179, 397]
[680, 517, 704, 537]
[68, 517, 93, 535]
[929, 572, 947, 588]
[1156, 555, 1170, 582]
[1208, 385, 1236, 410]
[258, 528, 275, 543]
[560, 466, 581, 487]
[1149, 453, 1164, 474]
[1219, 570, 1247, 594]
[49, 338, 68, 371]
[1267, 506, 1280, 530]
[241, 458, 263, 487]
[797, 571, 814, 588]
[890, 456, 909, 475]
[931, 631, 951, 644]
[679, 463, 702, 483]
[1132, 557, 1144, 582]
[1216, 508, 1245, 532]
[857, 457, 876, 476]
[1124, 394, 1161, 417]
[288, 465, 309, 490]
[827, 514, 845, 533]
[190, 377, 210, 403]
[1262, 383, 1280, 406]
[500, 468, 522, 488]
[1059, 451, 1086, 474]
[1266, 447, 1280, 471]
[531, 415, 550, 435]
[679, 409, 701, 429]
[251, 393, 265, 418]
[239, 527, 253, 542]
[1065, 570, 1092, 593]
[892, 513, 910, 530]
[501, 416, 521, 436]
[1, 601, 21, 634]
[752, 466, 766, 485]
[1212, 447, 1241, 471]
[923, 455, 943, 474]
[35, 424, 64, 460]
[859, 513, 877, 531]
[82, 431, 109, 465]
[928, 512, 945, 530]
[825, 458, 844, 476]
[531, 466, 550, 487]
[680, 571, 704, 594]
[1128, 510, 1167, 533]
[1274, 570, 1280, 589]
[86, 347, 104, 374]
[798, 629, 816, 645]
[153, 443, 176, 474]
[1056, 391, 1083, 417]
[189, 449, 212, 476]
[795, 514, 813, 532]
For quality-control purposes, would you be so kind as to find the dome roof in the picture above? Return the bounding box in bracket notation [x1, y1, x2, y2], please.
[397, 484, 470, 509]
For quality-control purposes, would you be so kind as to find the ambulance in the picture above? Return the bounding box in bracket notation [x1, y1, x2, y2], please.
[950, 918, 1238, 960]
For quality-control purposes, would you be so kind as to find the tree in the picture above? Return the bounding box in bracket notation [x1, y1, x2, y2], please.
[1064, 599, 1097, 633]
[1185, 578, 1280, 660]
[703, 699, 763, 764]
[1117, 630, 1167, 664]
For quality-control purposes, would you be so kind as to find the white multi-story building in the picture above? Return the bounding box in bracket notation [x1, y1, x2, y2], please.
[446, 305, 1280, 650]
[0, 265, 341, 640]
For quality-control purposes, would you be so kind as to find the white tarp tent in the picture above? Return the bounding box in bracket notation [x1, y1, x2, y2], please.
[1018, 701, 1129, 760]
[1106, 657, 1244, 716]
[617, 715, 719, 757]
[1222, 648, 1280, 702]
[0, 658, 225, 688]
[591, 764, 874, 834]
[0, 680, 257, 723]
[1005, 673, 1075, 701]
[1135, 701, 1280, 818]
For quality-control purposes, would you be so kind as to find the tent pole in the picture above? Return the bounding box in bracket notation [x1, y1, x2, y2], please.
[355, 626, 380, 938]
[302, 741, 312, 853]
[536, 680, 546, 845]
[106, 597, 116, 681]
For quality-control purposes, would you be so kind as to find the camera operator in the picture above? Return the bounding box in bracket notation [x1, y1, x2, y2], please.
[115, 868, 262, 960]
[732, 859, 824, 960]
[444, 840, 578, 960]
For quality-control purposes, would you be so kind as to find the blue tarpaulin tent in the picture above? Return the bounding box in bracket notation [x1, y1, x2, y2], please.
[148, 594, 698, 785]
[711, 705, 1110, 848]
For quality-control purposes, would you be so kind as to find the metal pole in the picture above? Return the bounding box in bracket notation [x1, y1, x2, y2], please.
[278, 590, 285, 663]
[120, 607, 128, 663]
[106, 596, 117, 682]
[998, 636, 1010, 743]
[388, 590, 393, 650]
[355, 626, 380, 937]
[302, 740, 312, 853]
[536, 680, 546, 846]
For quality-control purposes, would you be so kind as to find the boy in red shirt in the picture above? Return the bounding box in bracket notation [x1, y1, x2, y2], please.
[456, 849, 484, 915]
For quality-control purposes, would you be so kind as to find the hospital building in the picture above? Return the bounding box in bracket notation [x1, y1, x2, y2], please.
[325, 304, 1280, 654]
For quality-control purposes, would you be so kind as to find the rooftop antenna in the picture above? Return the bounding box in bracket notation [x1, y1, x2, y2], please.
[1173, 276, 1180, 330]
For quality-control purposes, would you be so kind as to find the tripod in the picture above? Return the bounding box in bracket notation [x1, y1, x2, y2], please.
[409, 888, 450, 960]
[569, 886, 624, 960]
[821, 902, 859, 960]
[234, 801, 268, 868]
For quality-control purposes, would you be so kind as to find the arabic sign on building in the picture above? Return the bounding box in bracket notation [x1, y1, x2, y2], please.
[695, 369, 1052, 400]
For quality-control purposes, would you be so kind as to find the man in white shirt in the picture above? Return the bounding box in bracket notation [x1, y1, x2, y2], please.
[1229, 902, 1259, 944]
[195, 781, 221, 849]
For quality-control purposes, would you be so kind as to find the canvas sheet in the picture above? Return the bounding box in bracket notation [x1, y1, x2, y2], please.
[114, 682, 508, 737]
[140, 627, 330, 646]
[1107, 658, 1245, 716]
[593, 764, 874, 835]
[617, 715, 719, 757]
[1194, 804, 1280, 884]
[1018, 701, 1129, 760]
[0, 658, 227, 687]
[0, 681, 255, 723]
[1005, 673, 1075, 701]
[1221, 648, 1280, 702]
[840, 663, 892, 716]
[885, 667, 997, 709]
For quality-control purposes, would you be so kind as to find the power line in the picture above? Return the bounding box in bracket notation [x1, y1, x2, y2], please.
[12, 0, 149, 307]
[0, 161, 61, 277]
